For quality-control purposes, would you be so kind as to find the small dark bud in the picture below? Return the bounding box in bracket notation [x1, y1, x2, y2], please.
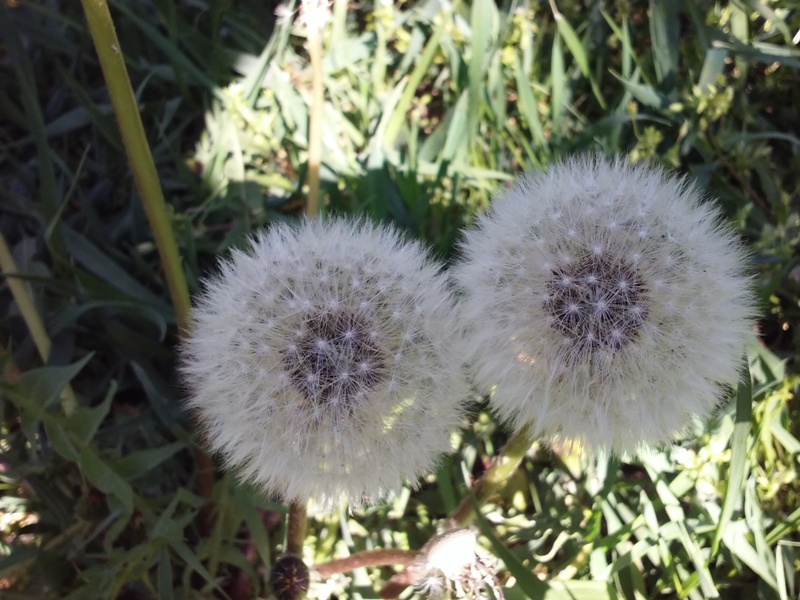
[270, 554, 310, 600]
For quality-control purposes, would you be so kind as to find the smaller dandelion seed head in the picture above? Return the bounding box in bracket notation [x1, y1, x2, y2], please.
[422, 529, 478, 581]
[270, 555, 310, 600]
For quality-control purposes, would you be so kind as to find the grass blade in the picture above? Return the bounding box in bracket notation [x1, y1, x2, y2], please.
[649, 0, 679, 87]
[713, 370, 753, 556]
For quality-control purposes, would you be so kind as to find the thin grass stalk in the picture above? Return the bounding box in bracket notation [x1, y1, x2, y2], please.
[79, 0, 214, 503]
[0, 233, 51, 366]
[0, 232, 77, 415]
[306, 18, 324, 217]
[79, 0, 191, 336]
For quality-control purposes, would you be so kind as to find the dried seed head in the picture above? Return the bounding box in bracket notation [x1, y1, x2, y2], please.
[271, 555, 310, 600]
[454, 156, 755, 453]
[182, 219, 469, 507]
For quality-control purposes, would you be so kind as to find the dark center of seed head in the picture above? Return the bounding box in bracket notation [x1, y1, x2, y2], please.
[282, 310, 387, 407]
[543, 253, 649, 352]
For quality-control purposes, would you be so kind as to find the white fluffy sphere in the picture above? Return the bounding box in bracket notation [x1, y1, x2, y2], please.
[453, 156, 755, 453]
[182, 219, 469, 508]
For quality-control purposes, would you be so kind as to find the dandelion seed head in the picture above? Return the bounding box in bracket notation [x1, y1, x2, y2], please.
[543, 252, 649, 354]
[454, 156, 755, 453]
[182, 219, 468, 508]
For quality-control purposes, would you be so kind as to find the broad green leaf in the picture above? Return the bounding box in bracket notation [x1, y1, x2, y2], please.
[67, 380, 116, 445]
[234, 484, 273, 569]
[644, 461, 719, 597]
[384, 11, 448, 147]
[551, 32, 565, 130]
[544, 580, 619, 600]
[468, 0, 492, 142]
[698, 48, 728, 89]
[552, 6, 606, 108]
[44, 419, 81, 462]
[611, 70, 671, 110]
[111, 442, 185, 480]
[157, 545, 175, 600]
[79, 446, 134, 515]
[62, 225, 173, 319]
[776, 541, 799, 600]
[108, 0, 218, 92]
[0, 2, 62, 251]
[739, 0, 793, 44]
[170, 540, 224, 592]
[723, 520, 779, 591]
[440, 91, 471, 164]
[1, 354, 93, 425]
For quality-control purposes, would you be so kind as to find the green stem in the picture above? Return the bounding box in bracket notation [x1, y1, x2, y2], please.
[0, 232, 77, 415]
[79, 0, 191, 337]
[306, 25, 324, 217]
[80, 0, 215, 506]
[0, 233, 51, 366]
[444, 424, 533, 529]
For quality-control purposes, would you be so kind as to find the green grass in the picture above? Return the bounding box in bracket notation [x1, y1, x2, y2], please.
[1, 0, 800, 598]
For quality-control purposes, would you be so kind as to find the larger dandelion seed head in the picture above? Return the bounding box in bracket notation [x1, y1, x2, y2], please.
[181, 219, 469, 508]
[454, 156, 755, 453]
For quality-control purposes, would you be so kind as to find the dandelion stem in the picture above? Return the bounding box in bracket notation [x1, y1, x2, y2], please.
[444, 424, 533, 529]
[286, 501, 308, 557]
[314, 549, 418, 578]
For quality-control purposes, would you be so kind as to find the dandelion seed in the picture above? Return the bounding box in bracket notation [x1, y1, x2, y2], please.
[454, 156, 755, 453]
[182, 219, 468, 508]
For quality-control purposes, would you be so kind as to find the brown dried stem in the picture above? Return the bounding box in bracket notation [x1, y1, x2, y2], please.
[314, 549, 418, 579]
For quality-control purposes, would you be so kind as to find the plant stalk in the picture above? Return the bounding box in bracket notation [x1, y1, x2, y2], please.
[286, 501, 308, 557]
[0, 232, 77, 415]
[444, 424, 533, 529]
[79, 0, 214, 504]
[314, 549, 418, 578]
[79, 0, 191, 336]
[305, 16, 324, 217]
